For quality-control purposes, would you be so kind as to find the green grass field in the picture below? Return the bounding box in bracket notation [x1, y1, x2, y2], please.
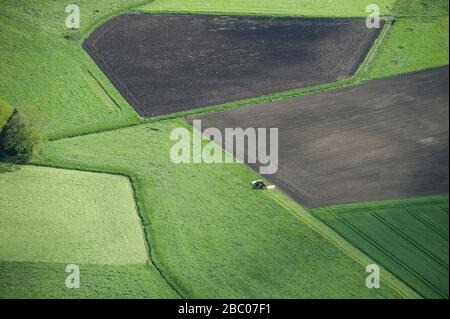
[312, 196, 449, 299]
[363, 0, 449, 79]
[1, 0, 448, 299]
[140, 0, 396, 17]
[364, 17, 449, 80]
[0, 165, 147, 265]
[0, 0, 146, 139]
[396, 0, 449, 17]
[32, 120, 417, 298]
[0, 261, 178, 298]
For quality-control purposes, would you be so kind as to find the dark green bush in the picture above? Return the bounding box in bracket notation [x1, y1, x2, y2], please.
[0, 107, 47, 162]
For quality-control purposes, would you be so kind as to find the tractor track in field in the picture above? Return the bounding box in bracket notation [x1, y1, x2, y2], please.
[370, 210, 449, 271]
[409, 209, 449, 241]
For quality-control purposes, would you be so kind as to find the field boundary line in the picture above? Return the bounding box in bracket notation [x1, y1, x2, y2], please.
[78, 0, 157, 40]
[355, 18, 393, 81]
[266, 193, 421, 299]
[84, 67, 123, 113]
[23, 162, 184, 298]
[127, 174, 185, 298]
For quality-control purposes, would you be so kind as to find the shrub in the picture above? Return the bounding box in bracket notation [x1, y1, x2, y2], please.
[0, 107, 47, 162]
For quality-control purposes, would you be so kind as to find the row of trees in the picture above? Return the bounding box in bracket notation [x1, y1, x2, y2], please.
[0, 102, 46, 162]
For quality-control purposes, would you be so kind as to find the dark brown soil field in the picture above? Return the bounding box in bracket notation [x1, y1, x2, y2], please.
[191, 66, 449, 208]
[84, 14, 382, 117]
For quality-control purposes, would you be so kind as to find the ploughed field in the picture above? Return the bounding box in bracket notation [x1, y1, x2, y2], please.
[192, 66, 449, 208]
[84, 14, 382, 116]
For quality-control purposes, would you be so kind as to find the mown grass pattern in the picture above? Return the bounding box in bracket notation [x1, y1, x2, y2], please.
[0, 165, 148, 265]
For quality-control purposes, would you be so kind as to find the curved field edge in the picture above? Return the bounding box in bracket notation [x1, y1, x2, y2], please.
[0, 162, 179, 298]
[310, 196, 449, 299]
[31, 121, 418, 298]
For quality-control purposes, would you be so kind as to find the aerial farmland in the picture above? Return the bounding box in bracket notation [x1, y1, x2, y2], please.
[0, 0, 448, 304]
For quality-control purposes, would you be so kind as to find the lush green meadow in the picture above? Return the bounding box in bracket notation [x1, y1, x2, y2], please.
[0, 0, 148, 139]
[1, 0, 448, 299]
[32, 120, 417, 298]
[361, 0, 449, 79]
[396, 0, 449, 17]
[312, 196, 449, 299]
[364, 18, 449, 79]
[0, 261, 177, 298]
[0, 165, 148, 265]
[140, 0, 396, 17]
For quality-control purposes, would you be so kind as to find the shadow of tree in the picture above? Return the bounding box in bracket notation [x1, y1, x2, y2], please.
[0, 160, 21, 174]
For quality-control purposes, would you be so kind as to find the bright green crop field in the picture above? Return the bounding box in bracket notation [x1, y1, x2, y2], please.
[0, 165, 148, 265]
[32, 120, 417, 298]
[140, 0, 397, 17]
[312, 196, 449, 299]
